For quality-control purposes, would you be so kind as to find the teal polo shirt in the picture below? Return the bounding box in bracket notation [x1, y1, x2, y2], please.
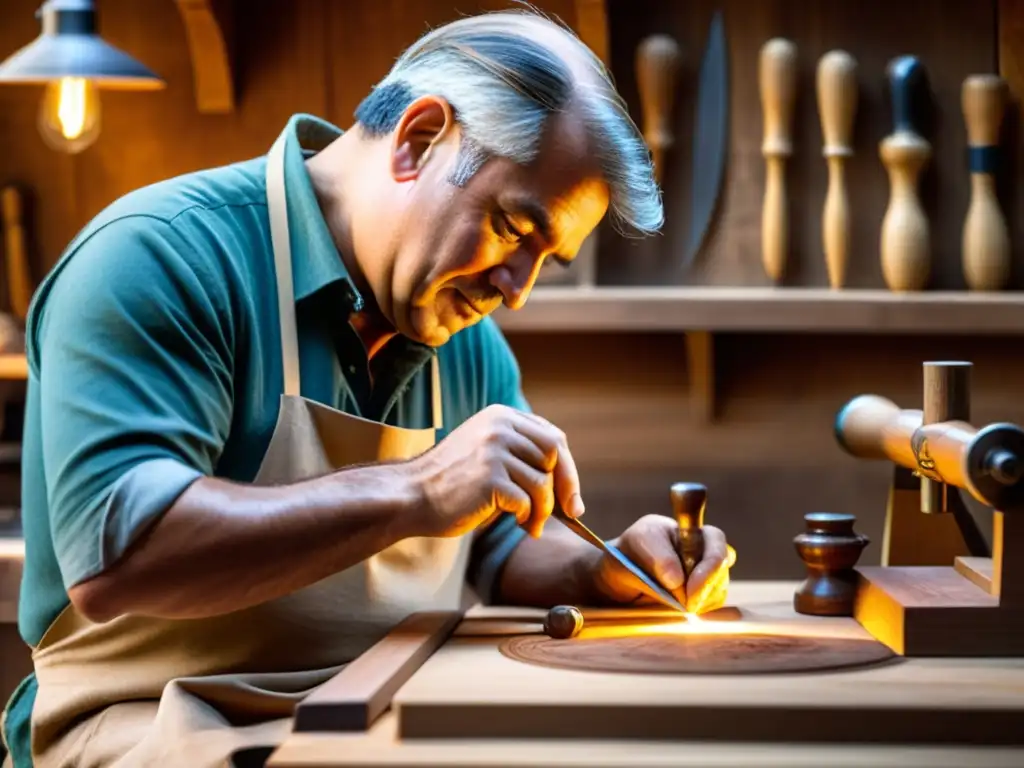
[1, 114, 529, 766]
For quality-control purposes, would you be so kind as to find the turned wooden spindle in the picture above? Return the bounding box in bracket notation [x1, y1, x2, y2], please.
[961, 74, 1011, 291]
[670, 482, 706, 582]
[635, 34, 681, 185]
[759, 38, 798, 283]
[0, 185, 33, 321]
[817, 50, 858, 289]
[879, 56, 932, 292]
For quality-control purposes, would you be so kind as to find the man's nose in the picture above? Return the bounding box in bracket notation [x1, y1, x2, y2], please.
[500, 250, 545, 310]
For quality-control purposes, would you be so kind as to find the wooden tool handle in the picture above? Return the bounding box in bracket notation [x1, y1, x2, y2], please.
[0, 186, 33, 322]
[635, 34, 681, 184]
[759, 39, 797, 283]
[880, 56, 932, 292]
[670, 482, 706, 580]
[817, 50, 857, 289]
[961, 74, 1011, 291]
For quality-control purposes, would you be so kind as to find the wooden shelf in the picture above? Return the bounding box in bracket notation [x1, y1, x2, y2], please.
[493, 287, 1024, 334]
[0, 354, 26, 380]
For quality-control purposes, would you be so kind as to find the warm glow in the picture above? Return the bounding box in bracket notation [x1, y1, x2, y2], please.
[38, 77, 102, 154]
[57, 77, 88, 139]
[579, 608, 759, 640]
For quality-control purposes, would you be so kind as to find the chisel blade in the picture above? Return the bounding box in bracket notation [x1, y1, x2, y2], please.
[681, 9, 729, 273]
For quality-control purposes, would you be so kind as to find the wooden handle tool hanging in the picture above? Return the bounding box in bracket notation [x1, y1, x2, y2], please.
[816, 50, 858, 289]
[879, 56, 932, 292]
[759, 38, 798, 283]
[961, 74, 1011, 291]
[636, 34, 682, 185]
[0, 185, 34, 322]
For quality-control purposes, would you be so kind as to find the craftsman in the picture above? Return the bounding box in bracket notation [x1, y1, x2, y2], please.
[2, 9, 733, 768]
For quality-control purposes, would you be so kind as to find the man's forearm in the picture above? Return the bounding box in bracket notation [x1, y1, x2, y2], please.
[68, 462, 421, 622]
[494, 520, 604, 607]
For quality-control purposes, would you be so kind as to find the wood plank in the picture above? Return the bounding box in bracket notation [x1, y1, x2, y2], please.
[292, 611, 463, 733]
[496, 286, 1024, 333]
[268, 713, 1024, 768]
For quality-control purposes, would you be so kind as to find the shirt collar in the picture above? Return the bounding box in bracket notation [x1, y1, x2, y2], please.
[278, 113, 364, 307]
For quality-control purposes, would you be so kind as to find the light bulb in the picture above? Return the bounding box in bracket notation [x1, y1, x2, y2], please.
[37, 76, 102, 154]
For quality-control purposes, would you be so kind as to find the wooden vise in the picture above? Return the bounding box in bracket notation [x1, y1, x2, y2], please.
[834, 361, 1024, 657]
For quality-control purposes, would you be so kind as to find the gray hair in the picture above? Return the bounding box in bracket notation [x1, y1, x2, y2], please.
[353, 6, 663, 237]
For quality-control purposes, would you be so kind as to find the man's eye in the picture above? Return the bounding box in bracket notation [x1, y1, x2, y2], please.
[494, 213, 523, 242]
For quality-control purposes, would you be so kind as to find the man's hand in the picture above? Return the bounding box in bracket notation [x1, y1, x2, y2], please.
[587, 514, 737, 614]
[406, 404, 584, 539]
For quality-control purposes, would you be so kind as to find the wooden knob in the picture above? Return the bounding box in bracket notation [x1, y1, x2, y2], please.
[793, 512, 869, 616]
[670, 482, 706, 580]
[961, 74, 1011, 291]
[543, 605, 584, 639]
[817, 50, 858, 289]
[0, 185, 33, 322]
[879, 56, 932, 292]
[636, 34, 682, 185]
[759, 38, 798, 283]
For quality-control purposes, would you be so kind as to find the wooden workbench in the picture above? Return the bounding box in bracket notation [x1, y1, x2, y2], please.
[267, 581, 1024, 768]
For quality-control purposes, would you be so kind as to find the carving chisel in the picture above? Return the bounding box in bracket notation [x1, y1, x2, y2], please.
[551, 506, 687, 614]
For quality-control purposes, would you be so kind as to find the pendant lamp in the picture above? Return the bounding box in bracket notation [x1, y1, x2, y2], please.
[0, 0, 165, 154]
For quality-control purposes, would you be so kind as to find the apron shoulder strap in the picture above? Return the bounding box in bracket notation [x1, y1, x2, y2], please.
[266, 133, 302, 398]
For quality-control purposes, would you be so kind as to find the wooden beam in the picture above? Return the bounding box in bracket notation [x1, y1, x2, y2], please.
[292, 611, 463, 733]
[685, 331, 714, 423]
[175, 0, 236, 114]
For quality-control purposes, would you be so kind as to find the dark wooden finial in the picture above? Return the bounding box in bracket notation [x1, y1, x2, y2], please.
[793, 512, 870, 616]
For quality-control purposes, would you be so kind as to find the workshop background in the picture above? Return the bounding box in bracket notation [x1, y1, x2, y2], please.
[2, 0, 1023, 703]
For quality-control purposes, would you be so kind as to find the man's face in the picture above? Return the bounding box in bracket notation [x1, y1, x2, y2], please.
[382, 98, 609, 347]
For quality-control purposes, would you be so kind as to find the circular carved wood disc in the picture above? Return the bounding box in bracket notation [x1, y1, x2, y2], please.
[499, 632, 897, 675]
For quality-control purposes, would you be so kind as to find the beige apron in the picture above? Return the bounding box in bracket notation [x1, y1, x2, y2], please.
[20, 128, 472, 768]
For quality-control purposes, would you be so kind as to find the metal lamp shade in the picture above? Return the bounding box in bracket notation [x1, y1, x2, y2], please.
[0, 0, 164, 90]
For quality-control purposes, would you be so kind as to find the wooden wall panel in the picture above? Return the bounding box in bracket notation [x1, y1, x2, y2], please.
[600, 0, 1003, 290]
[72, 0, 329, 228]
[325, 0, 580, 128]
[509, 330, 1021, 576]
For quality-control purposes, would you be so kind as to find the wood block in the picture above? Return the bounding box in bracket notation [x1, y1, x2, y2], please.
[292, 611, 462, 733]
[381, 583, 1024, 746]
[854, 566, 1024, 656]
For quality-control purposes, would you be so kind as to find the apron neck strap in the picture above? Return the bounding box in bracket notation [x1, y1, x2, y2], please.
[266, 131, 302, 398]
[430, 353, 443, 430]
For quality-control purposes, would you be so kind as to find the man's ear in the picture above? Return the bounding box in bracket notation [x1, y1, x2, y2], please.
[391, 96, 455, 182]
